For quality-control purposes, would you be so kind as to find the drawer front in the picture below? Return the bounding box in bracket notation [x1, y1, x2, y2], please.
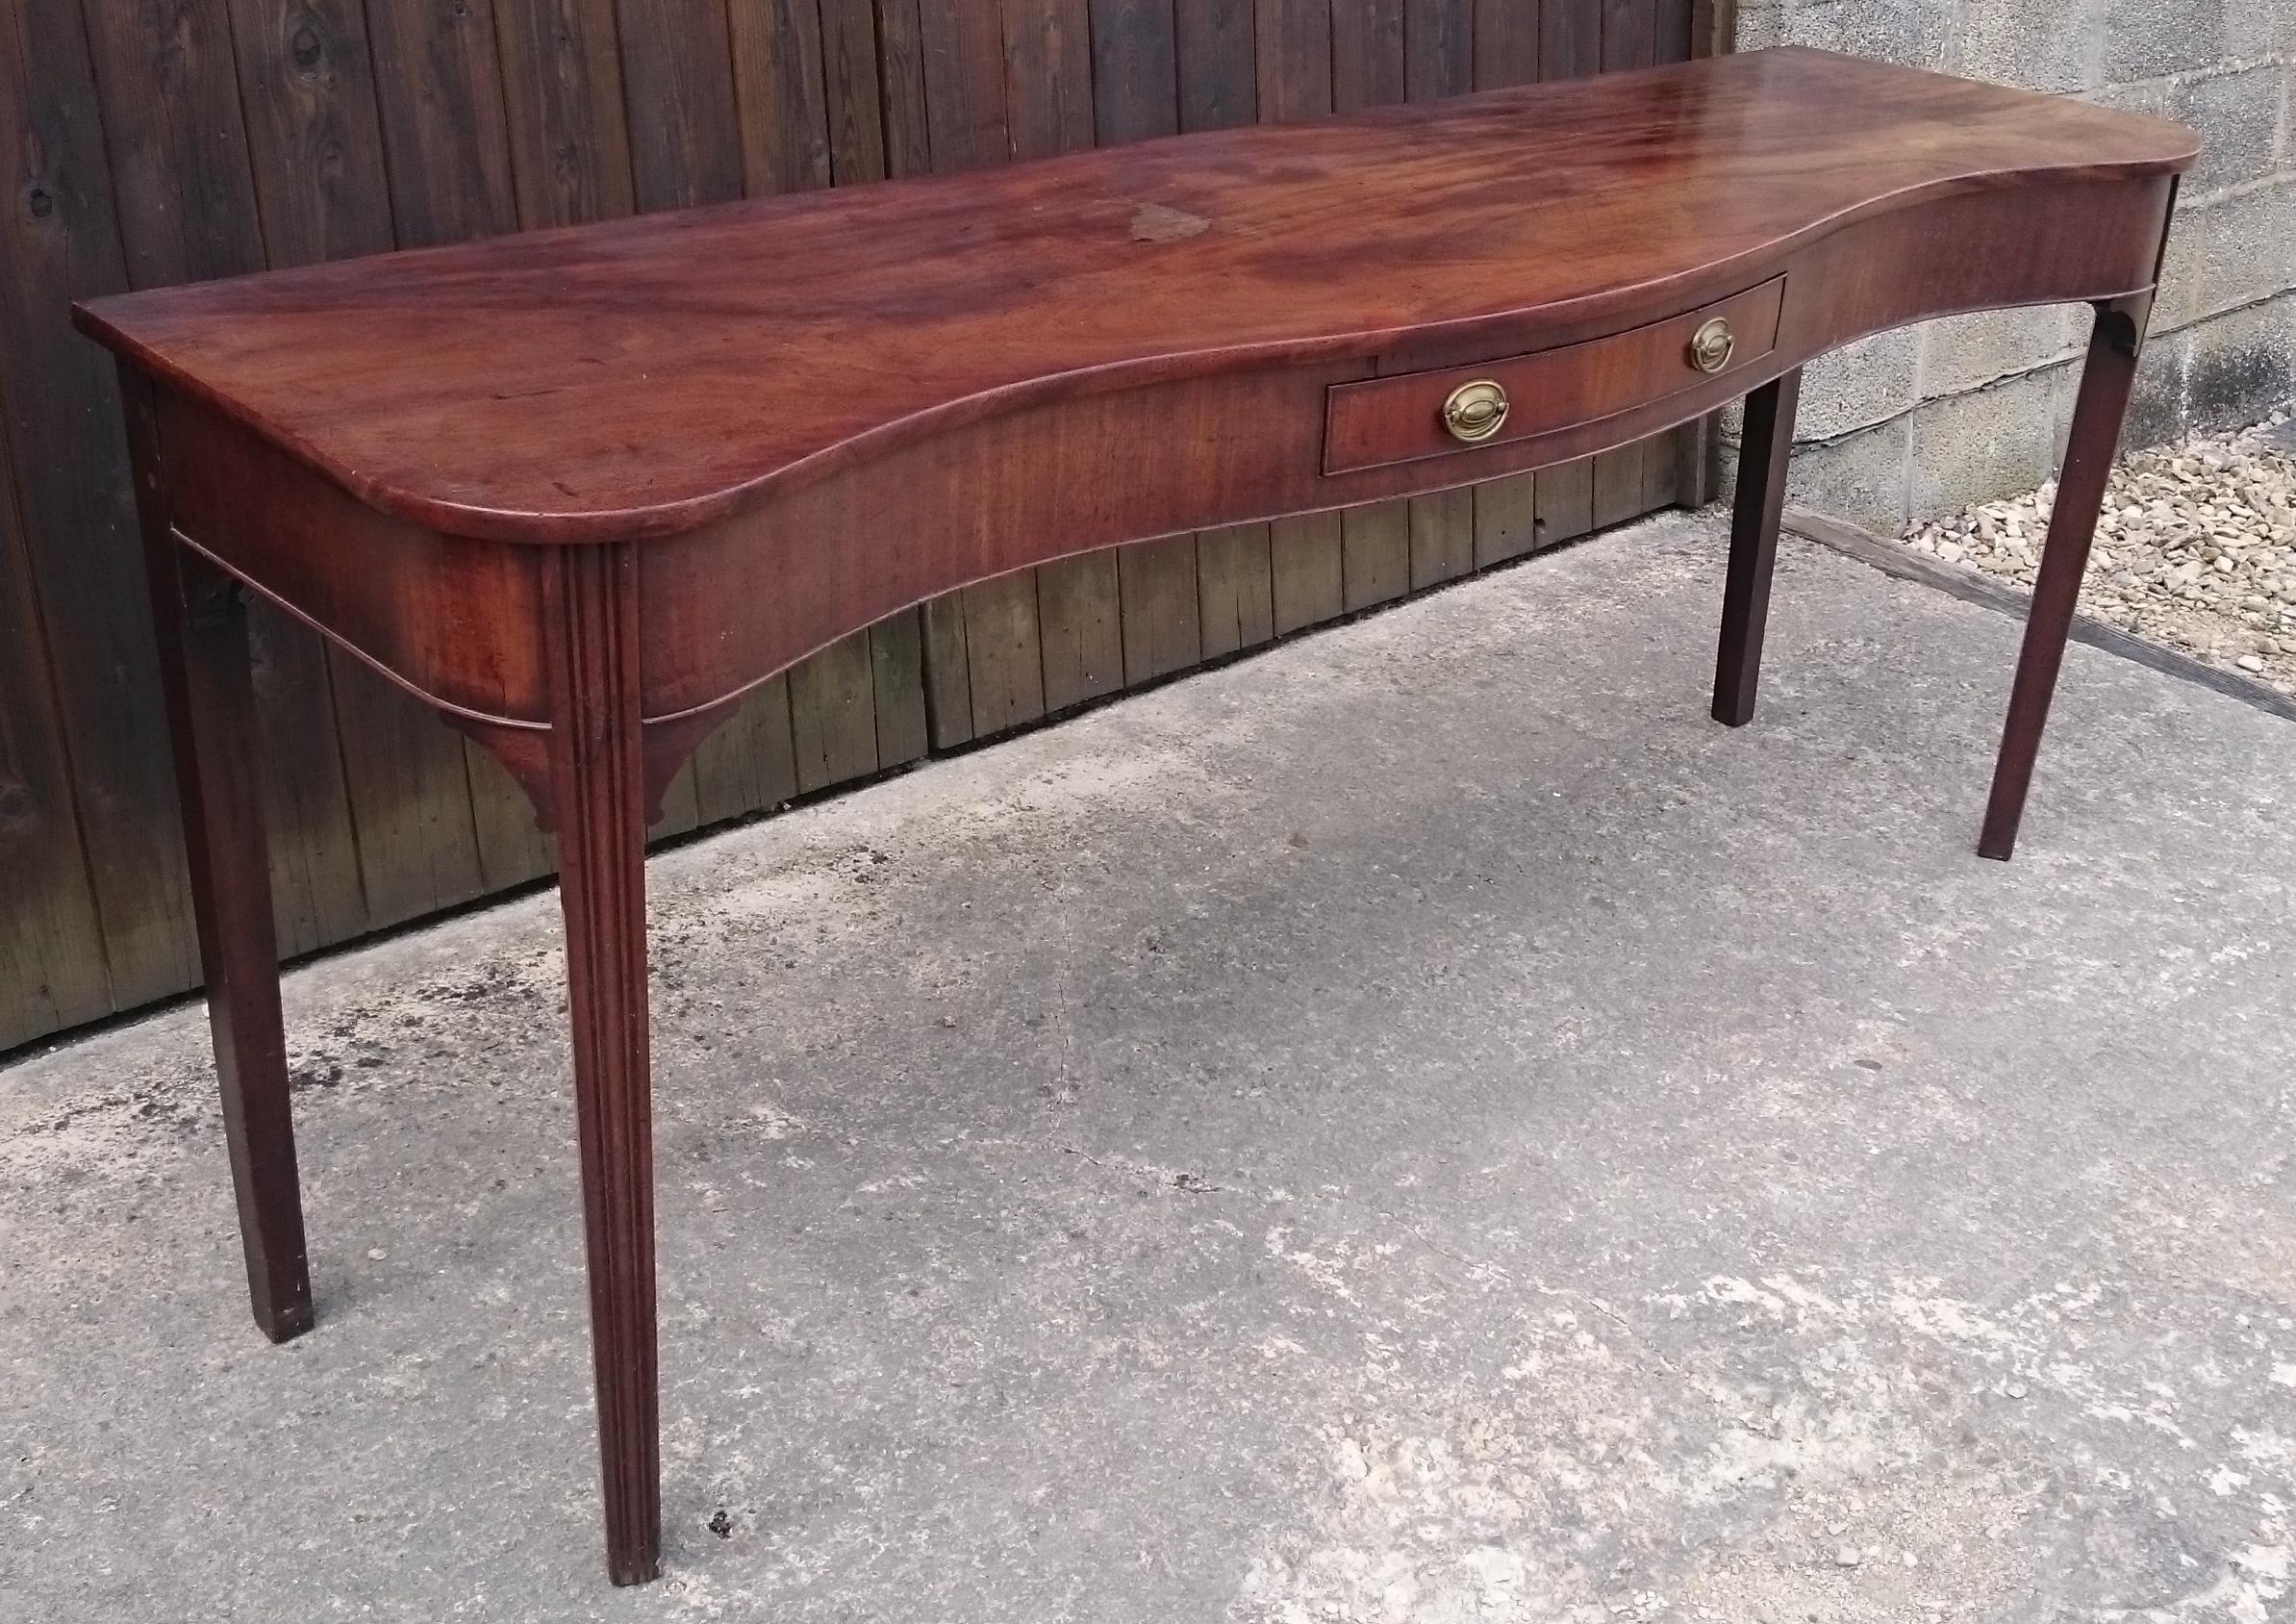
[1323, 276, 1786, 476]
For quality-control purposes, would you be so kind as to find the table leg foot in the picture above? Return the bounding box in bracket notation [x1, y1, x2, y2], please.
[1712, 368, 1802, 727]
[543, 545, 663, 1586]
[125, 369, 313, 1343]
[1978, 295, 2148, 861]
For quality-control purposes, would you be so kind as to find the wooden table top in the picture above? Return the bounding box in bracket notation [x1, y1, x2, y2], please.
[77, 46, 2194, 546]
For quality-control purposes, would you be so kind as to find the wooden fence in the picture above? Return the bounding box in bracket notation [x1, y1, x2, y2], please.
[0, 0, 1703, 1052]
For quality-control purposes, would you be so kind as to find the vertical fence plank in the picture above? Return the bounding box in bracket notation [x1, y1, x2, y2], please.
[3, 1, 196, 1005]
[492, 0, 637, 226]
[962, 575, 1048, 734]
[1406, 0, 1473, 98]
[819, 0, 889, 182]
[875, 0, 935, 179]
[1197, 523, 1276, 659]
[1038, 554, 1125, 710]
[365, 0, 519, 246]
[226, 0, 394, 264]
[1175, 0, 1254, 132]
[0, 423, 112, 1046]
[728, 0, 832, 194]
[1473, 0, 1540, 87]
[620, 0, 746, 209]
[1119, 536, 1203, 683]
[870, 614, 932, 766]
[692, 676, 798, 824]
[1333, 0, 1407, 112]
[920, 598, 976, 748]
[1091, 0, 1180, 142]
[1254, 0, 1332, 123]
[1408, 487, 1476, 589]
[1473, 471, 1544, 567]
[790, 636, 881, 792]
[921, 3, 1010, 169]
[1004, 0, 1095, 156]
[1269, 513, 1344, 633]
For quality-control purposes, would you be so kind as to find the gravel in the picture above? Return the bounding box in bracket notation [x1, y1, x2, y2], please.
[1899, 408, 2296, 698]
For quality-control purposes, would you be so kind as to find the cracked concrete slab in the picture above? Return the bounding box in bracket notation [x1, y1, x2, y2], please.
[5, 509, 2294, 1622]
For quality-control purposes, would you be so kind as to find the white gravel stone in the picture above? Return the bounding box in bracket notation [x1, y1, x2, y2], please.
[1898, 409, 2296, 699]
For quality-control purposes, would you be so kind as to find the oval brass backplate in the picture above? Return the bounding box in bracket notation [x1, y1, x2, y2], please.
[1442, 378, 1509, 444]
[1687, 317, 1735, 375]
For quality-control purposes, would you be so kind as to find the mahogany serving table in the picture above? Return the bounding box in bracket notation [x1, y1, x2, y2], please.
[75, 46, 2195, 1585]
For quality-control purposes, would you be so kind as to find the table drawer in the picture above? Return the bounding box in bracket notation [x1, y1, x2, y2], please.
[1323, 276, 1786, 475]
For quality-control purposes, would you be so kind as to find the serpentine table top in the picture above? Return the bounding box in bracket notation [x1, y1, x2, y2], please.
[73, 45, 2196, 1586]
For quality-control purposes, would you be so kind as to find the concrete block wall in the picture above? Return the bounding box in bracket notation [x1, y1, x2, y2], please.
[1728, 0, 2296, 532]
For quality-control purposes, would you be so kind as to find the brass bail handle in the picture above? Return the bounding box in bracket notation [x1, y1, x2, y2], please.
[1442, 379, 1509, 444]
[1688, 317, 1735, 375]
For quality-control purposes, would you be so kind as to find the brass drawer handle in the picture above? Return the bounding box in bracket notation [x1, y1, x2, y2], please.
[1688, 317, 1735, 374]
[1441, 378, 1509, 444]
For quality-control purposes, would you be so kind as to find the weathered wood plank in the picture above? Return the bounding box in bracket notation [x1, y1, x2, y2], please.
[619, 0, 746, 210]
[1408, 487, 1475, 590]
[1540, 0, 1602, 77]
[874, 0, 935, 179]
[1091, 0, 1180, 142]
[1197, 523, 1276, 658]
[1333, 0, 1407, 112]
[1474, 0, 1541, 88]
[0, 414, 112, 1045]
[962, 574, 1048, 737]
[1005, 0, 1095, 157]
[491, 0, 636, 226]
[1472, 470, 1543, 567]
[1406, 0, 1473, 99]
[728, 0, 832, 194]
[1536, 456, 1598, 545]
[790, 634, 880, 793]
[1342, 502, 1412, 611]
[1254, 0, 1333, 122]
[919, 597, 976, 748]
[1593, 437, 1648, 527]
[869, 613, 931, 766]
[1038, 554, 1125, 711]
[921, 1, 1010, 169]
[816, 0, 887, 183]
[691, 677, 798, 825]
[1269, 512, 1344, 634]
[5, 1, 197, 1003]
[363, 0, 519, 248]
[1176, 0, 1255, 131]
[1119, 537, 1202, 683]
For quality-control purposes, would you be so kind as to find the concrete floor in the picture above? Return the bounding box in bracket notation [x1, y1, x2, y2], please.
[5, 511, 2294, 1624]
